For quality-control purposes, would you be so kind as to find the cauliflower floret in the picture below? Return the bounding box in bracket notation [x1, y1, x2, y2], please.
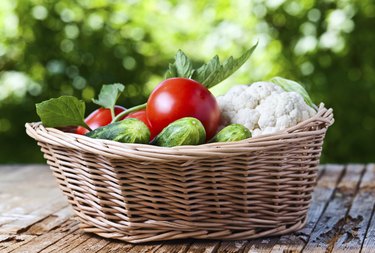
[233, 92, 258, 109]
[244, 81, 284, 102]
[275, 115, 291, 129]
[217, 82, 281, 128]
[255, 92, 316, 133]
[233, 108, 260, 130]
[216, 81, 316, 137]
[216, 82, 282, 113]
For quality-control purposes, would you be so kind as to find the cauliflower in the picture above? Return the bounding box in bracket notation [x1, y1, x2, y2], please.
[216, 81, 316, 137]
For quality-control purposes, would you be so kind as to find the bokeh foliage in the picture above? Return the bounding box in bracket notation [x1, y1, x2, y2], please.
[0, 0, 374, 163]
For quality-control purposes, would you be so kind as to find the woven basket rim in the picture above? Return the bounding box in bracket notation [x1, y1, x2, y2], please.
[25, 103, 333, 160]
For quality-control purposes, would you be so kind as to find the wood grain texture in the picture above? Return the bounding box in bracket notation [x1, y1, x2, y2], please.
[302, 164, 365, 252]
[154, 240, 192, 253]
[244, 238, 276, 253]
[215, 240, 247, 252]
[96, 241, 134, 253]
[362, 212, 375, 253]
[360, 164, 375, 253]
[0, 234, 35, 253]
[1, 164, 375, 253]
[25, 206, 73, 235]
[332, 164, 375, 252]
[0, 164, 66, 234]
[67, 236, 110, 253]
[186, 241, 220, 253]
[8, 232, 68, 253]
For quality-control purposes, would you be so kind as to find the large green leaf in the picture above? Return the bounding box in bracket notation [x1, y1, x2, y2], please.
[36, 96, 88, 128]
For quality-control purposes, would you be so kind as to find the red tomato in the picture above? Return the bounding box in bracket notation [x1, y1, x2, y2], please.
[76, 105, 126, 135]
[146, 78, 220, 139]
[125, 110, 157, 140]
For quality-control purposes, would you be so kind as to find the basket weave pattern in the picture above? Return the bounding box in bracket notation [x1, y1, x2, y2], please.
[26, 104, 333, 243]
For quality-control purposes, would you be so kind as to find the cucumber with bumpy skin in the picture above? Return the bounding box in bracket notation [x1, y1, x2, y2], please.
[211, 124, 251, 142]
[86, 118, 150, 144]
[151, 117, 206, 147]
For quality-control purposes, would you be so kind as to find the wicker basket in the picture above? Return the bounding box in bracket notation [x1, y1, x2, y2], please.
[25, 104, 333, 243]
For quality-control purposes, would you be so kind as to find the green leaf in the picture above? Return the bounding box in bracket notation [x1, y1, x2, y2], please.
[36, 96, 88, 128]
[207, 43, 257, 88]
[92, 83, 125, 109]
[270, 76, 315, 108]
[165, 50, 194, 79]
[192, 43, 258, 88]
[198, 66, 224, 89]
[192, 55, 220, 84]
[164, 43, 257, 88]
[165, 63, 178, 79]
[175, 50, 194, 78]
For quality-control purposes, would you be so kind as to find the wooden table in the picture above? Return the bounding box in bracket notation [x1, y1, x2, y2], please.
[1, 164, 375, 253]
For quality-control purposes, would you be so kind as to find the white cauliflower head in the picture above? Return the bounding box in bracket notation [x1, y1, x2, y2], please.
[216, 82, 316, 137]
[244, 81, 284, 102]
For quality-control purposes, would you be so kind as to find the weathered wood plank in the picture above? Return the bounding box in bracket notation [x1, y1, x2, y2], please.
[38, 229, 83, 253]
[0, 164, 67, 234]
[42, 233, 91, 252]
[0, 234, 35, 253]
[0, 165, 55, 217]
[0, 165, 45, 182]
[302, 164, 365, 253]
[67, 236, 110, 253]
[243, 238, 276, 253]
[362, 210, 375, 253]
[0, 166, 27, 181]
[316, 165, 324, 180]
[127, 242, 163, 253]
[8, 218, 80, 253]
[98, 241, 134, 253]
[0, 165, 51, 190]
[215, 240, 247, 253]
[331, 164, 375, 252]
[186, 241, 220, 253]
[155, 240, 192, 253]
[96, 240, 134, 253]
[359, 164, 375, 253]
[5, 232, 69, 253]
[0, 201, 68, 235]
[51, 218, 80, 234]
[24, 206, 73, 235]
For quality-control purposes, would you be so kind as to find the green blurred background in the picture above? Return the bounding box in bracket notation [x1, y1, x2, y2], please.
[0, 0, 374, 163]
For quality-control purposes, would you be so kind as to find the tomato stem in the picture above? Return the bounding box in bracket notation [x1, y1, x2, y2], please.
[111, 102, 147, 123]
[83, 122, 92, 131]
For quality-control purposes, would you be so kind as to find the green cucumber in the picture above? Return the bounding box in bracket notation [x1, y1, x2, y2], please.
[86, 118, 150, 144]
[211, 124, 251, 142]
[151, 117, 206, 147]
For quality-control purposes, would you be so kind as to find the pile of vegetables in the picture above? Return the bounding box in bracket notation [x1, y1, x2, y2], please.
[35, 44, 316, 147]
